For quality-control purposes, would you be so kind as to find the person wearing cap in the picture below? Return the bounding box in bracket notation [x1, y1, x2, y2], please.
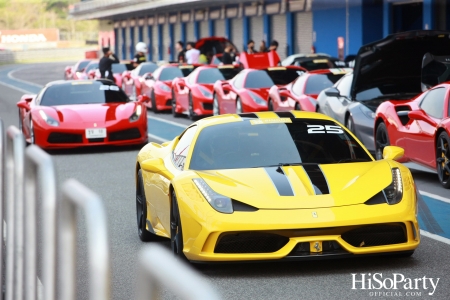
[99, 47, 119, 82]
[268, 40, 279, 52]
[133, 42, 148, 67]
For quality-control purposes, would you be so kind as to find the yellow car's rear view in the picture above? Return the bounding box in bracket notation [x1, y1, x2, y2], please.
[135, 111, 420, 262]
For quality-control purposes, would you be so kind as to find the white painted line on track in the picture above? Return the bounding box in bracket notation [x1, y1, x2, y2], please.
[8, 68, 44, 88]
[147, 133, 168, 143]
[0, 79, 34, 94]
[419, 191, 450, 204]
[146, 114, 188, 128]
[420, 230, 450, 245]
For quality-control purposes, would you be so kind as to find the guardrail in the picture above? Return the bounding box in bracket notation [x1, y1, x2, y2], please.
[0, 121, 221, 300]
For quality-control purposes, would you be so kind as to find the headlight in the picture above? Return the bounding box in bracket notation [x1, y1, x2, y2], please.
[129, 105, 142, 122]
[39, 110, 59, 126]
[383, 168, 403, 205]
[157, 83, 171, 92]
[198, 86, 213, 98]
[360, 105, 375, 119]
[193, 178, 233, 214]
[248, 91, 267, 106]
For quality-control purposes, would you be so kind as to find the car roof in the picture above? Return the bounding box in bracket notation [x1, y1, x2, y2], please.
[45, 79, 113, 87]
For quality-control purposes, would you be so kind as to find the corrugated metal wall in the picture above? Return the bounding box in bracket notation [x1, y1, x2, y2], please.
[152, 25, 159, 59]
[250, 16, 264, 47]
[271, 14, 287, 60]
[216, 19, 225, 37]
[231, 18, 243, 52]
[186, 22, 195, 42]
[163, 23, 170, 61]
[295, 11, 313, 54]
[174, 22, 181, 45]
[200, 20, 209, 38]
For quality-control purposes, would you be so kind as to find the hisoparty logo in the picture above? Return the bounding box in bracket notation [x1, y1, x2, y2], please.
[352, 273, 440, 297]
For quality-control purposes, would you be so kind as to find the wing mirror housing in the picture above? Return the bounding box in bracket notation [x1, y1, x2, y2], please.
[279, 89, 290, 100]
[178, 80, 186, 89]
[141, 158, 172, 178]
[324, 87, 340, 97]
[137, 94, 150, 103]
[21, 94, 36, 103]
[408, 110, 437, 126]
[222, 82, 231, 94]
[383, 146, 404, 161]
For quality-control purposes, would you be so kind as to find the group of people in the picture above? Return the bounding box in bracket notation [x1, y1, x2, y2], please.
[246, 39, 279, 54]
[175, 41, 211, 64]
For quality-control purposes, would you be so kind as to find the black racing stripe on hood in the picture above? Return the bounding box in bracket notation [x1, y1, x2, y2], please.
[264, 167, 294, 196]
[274, 111, 295, 119]
[238, 113, 258, 119]
[303, 164, 329, 195]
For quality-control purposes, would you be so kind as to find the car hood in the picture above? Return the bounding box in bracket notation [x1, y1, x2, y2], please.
[196, 160, 392, 209]
[40, 102, 137, 124]
[351, 30, 450, 100]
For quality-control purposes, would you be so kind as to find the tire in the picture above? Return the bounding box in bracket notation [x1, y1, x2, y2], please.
[172, 89, 181, 118]
[236, 97, 243, 114]
[170, 190, 186, 259]
[136, 170, 156, 241]
[268, 99, 274, 111]
[18, 110, 23, 131]
[375, 122, 390, 160]
[151, 90, 159, 113]
[122, 82, 126, 94]
[436, 131, 450, 189]
[132, 84, 137, 101]
[346, 114, 355, 133]
[29, 120, 35, 145]
[188, 93, 197, 121]
[294, 103, 301, 111]
[213, 93, 220, 116]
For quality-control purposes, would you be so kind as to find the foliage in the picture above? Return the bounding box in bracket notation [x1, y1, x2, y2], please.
[0, 0, 98, 38]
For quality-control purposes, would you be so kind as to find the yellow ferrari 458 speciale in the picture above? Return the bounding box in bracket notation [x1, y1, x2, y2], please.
[135, 111, 420, 262]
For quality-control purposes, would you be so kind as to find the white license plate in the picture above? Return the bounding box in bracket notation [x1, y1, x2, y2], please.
[85, 128, 106, 139]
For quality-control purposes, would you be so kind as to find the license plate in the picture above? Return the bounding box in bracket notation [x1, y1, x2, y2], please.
[85, 128, 106, 138]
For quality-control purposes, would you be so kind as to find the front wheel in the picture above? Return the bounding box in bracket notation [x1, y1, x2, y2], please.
[188, 93, 197, 121]
[29, 120, 35, 145]
[170, 190, 185, 259]
[294, 103, 301, 111]
[236, 98, 243, 114]
[436, 131, 450, 188]
[172, 90, 181, 118]
[136, 170, 156, 241]
[213, 94, 220, 116]
[375, 122, 390, 160]
[267, 99, 274, 111]
[151, 90, 159, 113]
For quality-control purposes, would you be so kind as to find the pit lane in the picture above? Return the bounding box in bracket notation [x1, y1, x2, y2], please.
[1, 62, 450, 299]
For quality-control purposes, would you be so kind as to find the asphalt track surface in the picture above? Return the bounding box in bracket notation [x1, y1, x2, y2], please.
[1, 62, 450, 300]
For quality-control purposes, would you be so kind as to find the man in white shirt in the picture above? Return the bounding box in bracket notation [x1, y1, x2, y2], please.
[185, 42, 200, 64]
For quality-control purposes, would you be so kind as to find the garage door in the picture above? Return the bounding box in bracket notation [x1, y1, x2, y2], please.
[163, 23, 170, 61]
[295, 11, 312, 54]
[201, 20, 209, 38]
[186, 22, 195, 42]
[152, 25, 159, 59]
[174, 22, 181, 46]
[231, 18, 243, 52]
[250, 16, 264, 47]
[216, 19, 225, 37]
[271, 14, 287, 60]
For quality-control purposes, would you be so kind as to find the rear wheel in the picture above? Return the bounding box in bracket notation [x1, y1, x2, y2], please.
[268, 99, 274, 111]
[151, 90, 159, 113]
[136, 170, 156, 241]
[170, 190, 185, 259]
[188, 93, 197, 120]
[213, 94, 220, 116]
[294, 103, 301, 111]
[375, 122, 390, 160]
[436, 131, 450, 188]
[236, 98, 243, 114]
[172, 90, 181, 118]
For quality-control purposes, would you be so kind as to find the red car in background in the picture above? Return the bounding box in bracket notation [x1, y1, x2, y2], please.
[268, 68, 352, 112]
[141, 64, 201, 112]
[172, 65, 241, 119]
[16, 80, 150, 149]
[73, 61, 99, 80]
[121, 62, 159, 99]
[64, 59, 91, 80]
[94, 63, 128, 89]
[212, 66, 305, 115]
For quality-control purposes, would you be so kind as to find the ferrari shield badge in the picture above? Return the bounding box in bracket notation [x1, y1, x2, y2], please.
[310, 241, 322, 253]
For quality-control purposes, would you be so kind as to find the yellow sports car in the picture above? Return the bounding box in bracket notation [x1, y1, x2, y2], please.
[135, 111, 420, 262]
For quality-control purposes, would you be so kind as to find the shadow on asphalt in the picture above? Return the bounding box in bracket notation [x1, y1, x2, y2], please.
[44, 144, 142, 156]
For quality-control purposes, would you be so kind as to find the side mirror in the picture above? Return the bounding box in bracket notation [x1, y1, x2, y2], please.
[279, 89, 291, 100]
[178, 80, 185, 89]
[408, 110, 437, 126]
[324, 87, 340, 97]
[143, 72, 153, 80]
[383, 146, 404, 161]
[21, 94, 36, 103]
[17, 101, 30, 110]
[222, 83, 231, 94]
[137, 94, 150, 103]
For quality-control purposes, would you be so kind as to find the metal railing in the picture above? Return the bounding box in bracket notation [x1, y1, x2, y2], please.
[0, 121, 221, 300]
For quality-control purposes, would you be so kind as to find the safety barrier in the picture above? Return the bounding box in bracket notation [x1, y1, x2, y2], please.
[0, 120, 221, 300]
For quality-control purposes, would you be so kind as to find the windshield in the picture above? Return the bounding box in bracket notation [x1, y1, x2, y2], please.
[85, 63, 99, 73]
[295, 58, 344, 71]
[189, 118, 371, 170]
[180, 65, 199, 77]
[197, 68, 225, 84]
[40, 81, 129, 106]
[159, 67, 184, 81]
[218, 67, 241, 80]
[138, 63, 158, 76]
[244, 71, 275, 88]
[76, 60, 90, 72]
[112, 64, 127, 74]
[267, 68, 304, 85]
[305, 74, 345, 94]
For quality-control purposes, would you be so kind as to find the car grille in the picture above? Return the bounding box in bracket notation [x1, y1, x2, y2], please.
[202, 103, 213, 110]
[288, 241, 347, 256]
[341, 224, 407, 247]
[88, 138, 104, 143]
[165, 99, 173, 106]
[47, 132, 82, 144]
[109, 128, 141, 141]
[214, 232, 289, 253]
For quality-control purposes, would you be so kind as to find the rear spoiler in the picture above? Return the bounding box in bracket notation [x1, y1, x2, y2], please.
[421, 52, 450, 91]
[239, 50, 281, 69]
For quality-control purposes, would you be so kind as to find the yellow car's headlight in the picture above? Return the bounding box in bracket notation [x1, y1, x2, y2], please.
[193, 178, 233, 214]
[384, 168, 403, 205]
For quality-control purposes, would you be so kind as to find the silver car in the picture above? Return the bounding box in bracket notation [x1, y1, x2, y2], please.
[316, 30, 450, 153]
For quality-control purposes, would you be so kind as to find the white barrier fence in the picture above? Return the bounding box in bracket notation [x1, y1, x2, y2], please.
[0, 48, 92, 64]
[0, 119, 221, 300]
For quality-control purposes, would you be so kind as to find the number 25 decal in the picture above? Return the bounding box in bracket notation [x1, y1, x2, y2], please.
[307, 125, 344, 134]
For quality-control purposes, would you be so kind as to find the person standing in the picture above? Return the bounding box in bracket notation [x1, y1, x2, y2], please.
[222, 45, 233, 65]
[185, 42, 200, 64]
[259, 40, 267, 53]
[133, 42, 147, 68]
[99, 47, 119, 82]
[176, 41, 186, 63]
[268, 40, 279, 52]
[246, 40, 257, 54]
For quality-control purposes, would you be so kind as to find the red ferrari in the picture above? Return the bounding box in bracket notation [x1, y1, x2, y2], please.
[64, 59, 91, 80]
[141, 64, 201, 113]
[72, 61, 99, 80]
[374, 84, 450, 188]
[17, 80, 150, 149]
[94, 63, 128, 88]
[212, 66, 305, 115]
[121, 62, 159, 99]
[267, 68, 352, 112]
[172, 65, 241, 119]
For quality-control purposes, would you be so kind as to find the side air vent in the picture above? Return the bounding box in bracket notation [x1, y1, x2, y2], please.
[395, 106, 411, 125]
[232, 200, 258, 212]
